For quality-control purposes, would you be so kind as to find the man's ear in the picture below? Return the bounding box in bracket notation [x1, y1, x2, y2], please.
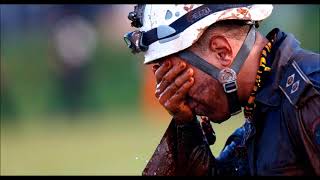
[209, 35, 233, 67]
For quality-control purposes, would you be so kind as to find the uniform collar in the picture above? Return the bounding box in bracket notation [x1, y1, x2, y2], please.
[255, 28, 301, 107]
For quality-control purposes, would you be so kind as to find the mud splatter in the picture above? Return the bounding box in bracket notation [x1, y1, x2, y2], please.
[192, 26, 209, 44]
[183, 4, 194, 12]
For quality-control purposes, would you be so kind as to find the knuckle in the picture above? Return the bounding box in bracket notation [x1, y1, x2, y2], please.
[184, 80, 193, 88]
[155, 75, 162, 83]
[155, 90, 160, 98]
[161, 78, 168, 85]
[155, 85, 162, 97]
[169, 85, 178, 94]
[172, 81, 179, 89]
[179, 85, 189, 93]
[155, 68, 161, 77]
[157, 83, 166, 94]
[182, 82, 190, 88]
[155, 68, 165, 80]
[162, 74, 170, 84]
[172, 65, 182, 75]
[156, 83, 161, 90]
[174, 78, 182, 87]
[158, 96, 166, 105]
[164, 101, 172, 109]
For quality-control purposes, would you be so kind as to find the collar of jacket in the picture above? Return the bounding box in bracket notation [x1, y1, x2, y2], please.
[254, 28, 302, 108]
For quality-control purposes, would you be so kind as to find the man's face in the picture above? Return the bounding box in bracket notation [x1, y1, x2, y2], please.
[187, 61, 231, 122]
[156, 55, 231, 123]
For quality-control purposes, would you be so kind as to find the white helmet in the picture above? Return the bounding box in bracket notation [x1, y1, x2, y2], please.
[124, 4, 273, 64]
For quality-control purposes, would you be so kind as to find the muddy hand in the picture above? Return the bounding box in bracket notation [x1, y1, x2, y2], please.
[200, 116, 216, 145]
[152, 58, 194, 124]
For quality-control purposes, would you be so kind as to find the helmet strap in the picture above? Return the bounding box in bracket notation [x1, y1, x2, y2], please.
[178, 25, 256, 120]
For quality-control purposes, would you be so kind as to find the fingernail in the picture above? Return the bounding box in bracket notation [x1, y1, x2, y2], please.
[152, 65, 159, 71]
[165, 61, 171, 67]
[188, 68, 193, 74]
[180, 62, 186, 69]
[189, 77, 194, 82]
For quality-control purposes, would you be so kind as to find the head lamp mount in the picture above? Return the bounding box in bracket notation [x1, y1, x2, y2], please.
[123, 30, 148, 54]
[128, 4, 145, 28]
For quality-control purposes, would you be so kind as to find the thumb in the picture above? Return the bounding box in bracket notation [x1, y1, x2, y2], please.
[152, 64, 160, 74]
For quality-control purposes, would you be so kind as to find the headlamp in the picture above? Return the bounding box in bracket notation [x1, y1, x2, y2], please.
[123, 30, 148, 54]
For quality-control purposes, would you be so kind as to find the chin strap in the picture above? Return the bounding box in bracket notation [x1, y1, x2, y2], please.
[178, 25, 256, 118]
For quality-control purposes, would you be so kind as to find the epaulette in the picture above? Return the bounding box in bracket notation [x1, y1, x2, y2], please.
[279, 60, 320, 108]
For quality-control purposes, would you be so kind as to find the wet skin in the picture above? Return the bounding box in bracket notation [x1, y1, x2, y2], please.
[152, 55, 230, 124]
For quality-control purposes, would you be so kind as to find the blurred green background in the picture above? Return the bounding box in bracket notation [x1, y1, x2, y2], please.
[1, 4, 319, 175]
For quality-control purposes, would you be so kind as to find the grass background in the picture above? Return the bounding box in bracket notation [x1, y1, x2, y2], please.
[1, 111, 243, 175]
[1, 5, 319, 176]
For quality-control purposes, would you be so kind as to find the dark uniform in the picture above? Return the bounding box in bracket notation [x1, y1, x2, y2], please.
[143, 28, 320, 176]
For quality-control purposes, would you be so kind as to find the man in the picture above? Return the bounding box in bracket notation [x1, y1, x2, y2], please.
[50, 10, 97, 115]
[124, 4, 320, 175]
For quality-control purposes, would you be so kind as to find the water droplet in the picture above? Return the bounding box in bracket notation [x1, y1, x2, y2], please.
[175, 12, 180, 17]
[165, 10, 172, 20]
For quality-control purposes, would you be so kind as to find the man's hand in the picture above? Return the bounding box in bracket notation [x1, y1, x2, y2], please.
[152, 58, 194, 124]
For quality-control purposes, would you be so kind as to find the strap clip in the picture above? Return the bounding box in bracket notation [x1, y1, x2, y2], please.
[223, 81, 238, 93]
[219, 68, 238, 93]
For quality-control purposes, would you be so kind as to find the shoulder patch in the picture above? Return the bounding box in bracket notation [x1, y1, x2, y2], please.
[279, 60, 319, 108]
